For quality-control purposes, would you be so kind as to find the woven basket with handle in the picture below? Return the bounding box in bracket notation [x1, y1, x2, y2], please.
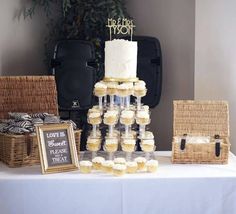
[172, 100, 230, 164]
[0, 76, 81, 167]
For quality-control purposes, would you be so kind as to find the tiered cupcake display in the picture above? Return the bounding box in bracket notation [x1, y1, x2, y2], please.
[80, 79, 158, 176]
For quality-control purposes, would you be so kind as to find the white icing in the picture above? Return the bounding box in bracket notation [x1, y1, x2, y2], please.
[136, 111, 149, 119]
[121, 110, 134, 118]
[123, 139, 136, 145]
[102, 160, 114, 167]
[105, 39, 137, 79]
[106, 82, 118, 88]
[87, 138, 100, 144]
[142, 139, 155, 145]
[95, 82, 107, 89]
[114, 157, 126, 164]
[104, 111, 118, 118]
[113, 164, 127, 170]
[92, 156, 105, 163]
[135, 80, 146, 87]
[126, 161, 138, 167]
[80, 161, 92, 167]
[146, 159, 158, 166]
[89, 112, 101, 118]
[144, 131, 154, 139]
[105, 138, 118, 145]
[134, 157, 147, 163]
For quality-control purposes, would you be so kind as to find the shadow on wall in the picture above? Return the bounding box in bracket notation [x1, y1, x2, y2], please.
[0, 0, 49, 76]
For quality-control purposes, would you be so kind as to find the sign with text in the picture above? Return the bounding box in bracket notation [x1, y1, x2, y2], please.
[36, 124, 79, 174]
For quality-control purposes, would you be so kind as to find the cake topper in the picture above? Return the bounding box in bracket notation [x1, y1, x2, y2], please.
[106, 18, 136, 41]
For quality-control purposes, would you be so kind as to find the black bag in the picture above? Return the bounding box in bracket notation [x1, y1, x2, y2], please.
[129, 36, 162, 107]
[51, 40, 97, 110]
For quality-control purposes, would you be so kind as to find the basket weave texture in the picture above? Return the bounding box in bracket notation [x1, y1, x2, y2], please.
[172, 100, 230, 164]
[0, 76, 81, 167]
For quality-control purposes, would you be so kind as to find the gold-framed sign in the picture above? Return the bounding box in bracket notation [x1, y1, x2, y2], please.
[36, 123, 79, 174]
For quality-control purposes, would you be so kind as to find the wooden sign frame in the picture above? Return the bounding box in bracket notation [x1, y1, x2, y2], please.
[36, 123, 79, 174]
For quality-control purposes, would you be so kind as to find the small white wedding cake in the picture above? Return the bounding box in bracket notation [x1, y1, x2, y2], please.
[105, 39, 137, 80]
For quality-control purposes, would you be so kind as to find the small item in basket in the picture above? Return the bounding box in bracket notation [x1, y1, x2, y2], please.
[61, 120, 77, 130]
[140, 139, 155, 152]
[121, 138, 136, 152]
[32, 118, 44, 125]
[134, 80, 147, 97]
[86, 137, 101, 152]
[126, 161, 138, 173]
[113, 164, 127, 176]
[80, 161, 93, 173]
[88, 112, 102, 125]
[104, 110, 119, 125]
[104, 137, 119, 153]
[92, 156, 105, 170]
[30, 112, 50, 119]
[146, 160, 158, 173]
[0, 123, 9, 133]
[44, 115, 60, 124]
[7, 126, 31, 134]
[120, 110, 135, 125]
[101, 160, 114, 173]
[117, 83, 133, 97]
[94, 82, 107, 97]
[136, 111, 150, 125]
[8, 112, 31, 121]
[14, 120, 32, 129]
[134, 157, 147, 171]
[114, 157, 126, 165]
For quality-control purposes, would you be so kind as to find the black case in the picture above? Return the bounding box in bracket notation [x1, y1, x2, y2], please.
[51, 40, 96, 110]
[130, 36, 162, 107]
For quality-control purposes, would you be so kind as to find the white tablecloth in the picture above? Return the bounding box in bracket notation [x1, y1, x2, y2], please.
[1, 151, 236, 214]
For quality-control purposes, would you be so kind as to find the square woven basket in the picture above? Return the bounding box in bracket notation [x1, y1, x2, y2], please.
[0, 76, 81, 167]
[171, 100, 230, 164]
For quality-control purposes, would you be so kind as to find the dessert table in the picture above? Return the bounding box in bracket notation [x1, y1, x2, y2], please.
[1, 151, 236, 214]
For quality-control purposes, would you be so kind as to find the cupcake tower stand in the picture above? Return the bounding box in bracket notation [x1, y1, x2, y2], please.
[86, 79, 156, 161]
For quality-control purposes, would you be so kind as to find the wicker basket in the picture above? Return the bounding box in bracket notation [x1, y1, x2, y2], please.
[172, 100, 230, 164]
[0, 76, 81, 167]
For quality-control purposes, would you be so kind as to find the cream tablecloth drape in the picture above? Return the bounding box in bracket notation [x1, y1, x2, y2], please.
[1, 151, 236, 214]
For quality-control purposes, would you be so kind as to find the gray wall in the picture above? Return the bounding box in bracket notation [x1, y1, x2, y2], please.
[127, 0, 195, 150]
[195, 0, 236, 153]
[0, 0, 48, 75]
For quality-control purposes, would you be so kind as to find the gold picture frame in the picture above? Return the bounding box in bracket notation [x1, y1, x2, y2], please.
[36, 123, 79, 174]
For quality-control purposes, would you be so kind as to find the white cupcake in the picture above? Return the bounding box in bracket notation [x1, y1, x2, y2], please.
[92, 156, 105, 170]
[126, 161, 138, 173]
[102, 160, 114, 173]
[141, 139, 155, 152]
[94, 82, 107, 97]
[114, 157, 126, 165]
[80, 161, 92, 173]
[113, 164, 127, 176]
[146, 160, 159, 172]
[134, 157, 147, 171]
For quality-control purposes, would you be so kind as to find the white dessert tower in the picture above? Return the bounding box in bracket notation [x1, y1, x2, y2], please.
[86, 19, 156, 161]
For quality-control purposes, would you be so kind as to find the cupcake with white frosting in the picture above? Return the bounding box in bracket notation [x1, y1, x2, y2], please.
[146, 159, 159, 173]
[106, 82, 118, 95]
[120, 110, 135, 125]
[86, 137, 101, 152]
[102, 160, 114, 173]
[113, 164, 127, 176]
[134, 80, 147, 97]
[104, 138, 119, 152]
[80, 161, 92, 173]
[117, 83, 133, 97]
[136, 111, 150, 125]
[88, 112, 102, 125]
[121, 138, 136, 152]
[126, 161, 138, 173]
[141, 139, 155, 152]
[92, 156, 105, 170]
[134, 157, 147, 171]
[94, 82, 107, 97]
[114, 157, 126, 165]
[104, 110, 118, 125]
